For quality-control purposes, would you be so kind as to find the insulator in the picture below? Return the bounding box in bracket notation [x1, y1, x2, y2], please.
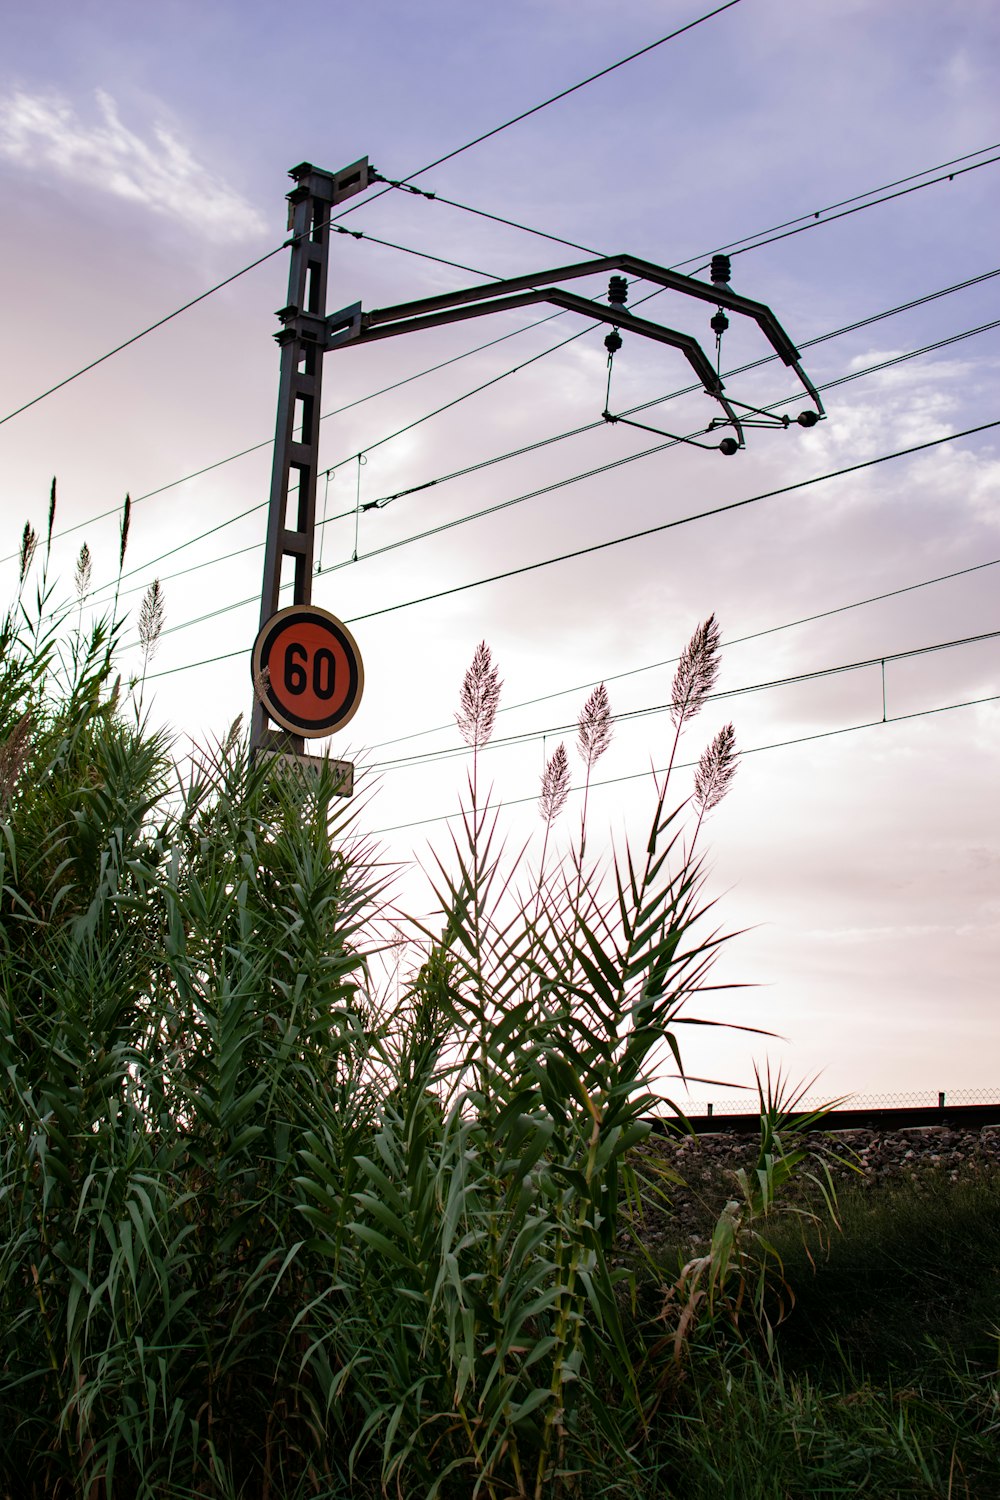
[797, 409, 820, 427]
[710, 253, 731, 285]
[718, 437, 739, 456]
[604, 329, 623, 356]
[710, 310, 729, 336]
[608, 275, 628, 307]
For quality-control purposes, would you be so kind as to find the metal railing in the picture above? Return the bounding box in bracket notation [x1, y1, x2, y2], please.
[677, 1087, 999, 1119]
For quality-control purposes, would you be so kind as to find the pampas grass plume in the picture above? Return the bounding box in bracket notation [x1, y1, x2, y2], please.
[694, 722, 738, 813]
[577, 683, 612, 771]
[539, 741, 570, 825]
[456, 640, 502, 749]
[670, 614, 722, 728]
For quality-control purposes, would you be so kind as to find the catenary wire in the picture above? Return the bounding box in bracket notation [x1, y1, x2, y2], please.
[7, 139, 1000, 571]
[362, 1, 746, 189]
[366, 628, 1000, 773]
[145, 416, 1000, 677]
[383, 140, 1000, 274]
[145, 330, 1000, 639]
[0, 0, 743, 437]
[351, 306, 1000, 512]
[75, 274, 1000, 610]
[344, 417, 1000, 625]
[369, 553, 1000, 751]
[368, 691, 1000, 837]
[146, 334, 995, 645]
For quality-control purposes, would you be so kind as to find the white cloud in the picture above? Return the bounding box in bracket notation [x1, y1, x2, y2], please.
[0, 88, 266, 243]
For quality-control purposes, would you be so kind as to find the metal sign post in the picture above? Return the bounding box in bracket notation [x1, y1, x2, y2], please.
[250, 158, 370, 764]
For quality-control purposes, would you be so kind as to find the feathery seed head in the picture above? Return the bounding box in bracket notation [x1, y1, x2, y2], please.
[456, 640, 502, 748]
[0, 713, 33, 809]
[694, 722, 739, 813]
[577, 682, 613, 771]
[18, 523, 37, 584]
[46, 477, 57, 545]
[74, 542, 92, 600]
[138, 579, 165, 661]
[670, 614, 722, 729]
[539, 741, 570, 824]
[118, 493, 132, 570]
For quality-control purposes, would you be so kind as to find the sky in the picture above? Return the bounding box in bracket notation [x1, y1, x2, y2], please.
[1, 0, 998, 1110]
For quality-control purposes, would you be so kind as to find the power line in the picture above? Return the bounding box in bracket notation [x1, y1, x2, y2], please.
[354, 304, 1000, 513]
[146, 417, 1000, 678]
[377, 179, 606, 259]
[0, 2, 743, 439]
[342, 419, 1000, 626]
[367, 627, 1000, 772]
[380, 1, 746, 186]
[724, 152, 1000, 264]
[419, 630, 1000, 764]
[0, 239, 295, 432]
[670, 143, 1000, 271]
[25, 263, 1000, 613]
[384, 140, 1000, 275]
[368, 554, 1000, 751]
[369, 691, 1000, 837]
[74, 268, 1000, 613]
[11, 152, 997, 571]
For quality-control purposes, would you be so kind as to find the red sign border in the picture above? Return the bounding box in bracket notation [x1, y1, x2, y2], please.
[251, 604, 364, 737]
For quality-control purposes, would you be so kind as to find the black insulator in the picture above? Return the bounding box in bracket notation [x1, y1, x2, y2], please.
[797, 409, 820, 427]
[710, 253, 731, 285]
[710, 310, 729, 336]
[604, 329, 623, 356]
[718, 437, 740, 456]
[608, 275, 628, 307]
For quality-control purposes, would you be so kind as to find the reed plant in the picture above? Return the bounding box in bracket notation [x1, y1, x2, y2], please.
[1, 498, 837, 1498]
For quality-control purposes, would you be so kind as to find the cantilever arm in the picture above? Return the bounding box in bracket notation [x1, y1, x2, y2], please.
[326, 284, 747, 440]
[326, 251, 822, 419]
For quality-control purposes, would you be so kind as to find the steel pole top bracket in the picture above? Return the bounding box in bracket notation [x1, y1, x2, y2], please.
[322, 251, 825, 456]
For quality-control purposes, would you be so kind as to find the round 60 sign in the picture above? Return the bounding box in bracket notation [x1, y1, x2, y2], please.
[251, 604, 364, 737]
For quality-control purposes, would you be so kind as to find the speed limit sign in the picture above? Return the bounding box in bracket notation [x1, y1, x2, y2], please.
[251, 604, 364, 737]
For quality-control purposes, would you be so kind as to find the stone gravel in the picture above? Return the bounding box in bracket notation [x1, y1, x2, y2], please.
[619, 1122, 1000, 1264]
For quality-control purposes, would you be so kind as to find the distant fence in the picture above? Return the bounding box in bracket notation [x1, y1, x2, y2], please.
[677, 1087, 999, 1119]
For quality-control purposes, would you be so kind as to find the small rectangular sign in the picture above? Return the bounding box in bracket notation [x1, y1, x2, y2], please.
[258, 749, 354, 797]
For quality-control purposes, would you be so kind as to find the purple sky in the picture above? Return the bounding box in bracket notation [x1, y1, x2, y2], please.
[2, 0, 998, 1107]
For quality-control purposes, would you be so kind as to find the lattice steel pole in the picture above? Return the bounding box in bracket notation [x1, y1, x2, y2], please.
[251, 158, 370, 757]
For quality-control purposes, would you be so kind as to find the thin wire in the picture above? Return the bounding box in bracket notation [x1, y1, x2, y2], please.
[726, 153, 1000, 264]
[0, 1, 743, 436]
[369, 627, 1000, 772]
[360, 303, 1000, 512]
[343, 417, 1000, 623]
[379, 178, 606, 259]
[12, 167, 998, 568]
[145, 417, 1000, 672]
[384, 140, 1000, 277]
[352, 456, 366, 562]
[369, 692, 1000, 837]
[317, 470, 332, 573]
[76, 267, 1000, 608]
[381, 1, 746, 186]
[370, 553, 1000, 750]
[332, 222, 496, 281]
[317, 341, 1000, 579]
[668, 142, 1000, 271]
[0, 239, 294, 430]
[97, 304, 1000, 619]
[35, 262, 1000, 601]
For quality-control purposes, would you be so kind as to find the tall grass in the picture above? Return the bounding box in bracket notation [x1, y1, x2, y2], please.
[1, 501, 850, 1497]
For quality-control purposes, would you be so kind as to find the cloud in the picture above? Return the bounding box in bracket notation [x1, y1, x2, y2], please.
[0, 88, 266, 243]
